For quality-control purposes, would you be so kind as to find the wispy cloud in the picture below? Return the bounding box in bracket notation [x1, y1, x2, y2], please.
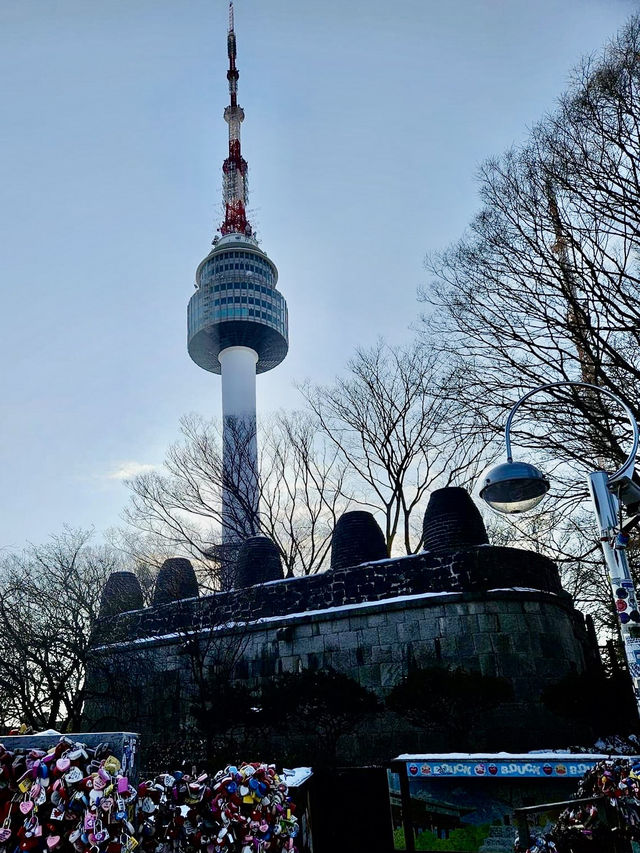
[105, 461, 158, 481]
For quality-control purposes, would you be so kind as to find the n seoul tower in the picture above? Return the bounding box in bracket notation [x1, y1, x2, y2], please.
[187, 2, 288, 557]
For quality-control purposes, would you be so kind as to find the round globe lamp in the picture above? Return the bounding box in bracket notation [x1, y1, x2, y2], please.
[479, 461, 550, 514]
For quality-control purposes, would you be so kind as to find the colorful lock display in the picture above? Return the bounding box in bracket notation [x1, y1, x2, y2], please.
[0, 740, 299, 853]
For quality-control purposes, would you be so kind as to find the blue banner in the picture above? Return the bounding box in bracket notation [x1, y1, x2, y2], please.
[406, 759, 597, 779]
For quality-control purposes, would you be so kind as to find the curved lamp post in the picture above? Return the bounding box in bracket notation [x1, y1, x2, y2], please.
[479, 381, 640, 713]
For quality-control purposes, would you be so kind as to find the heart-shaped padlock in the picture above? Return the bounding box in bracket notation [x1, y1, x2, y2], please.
[141, 798, 155, 814]
[64, 767, 83, 785]
[67, 749, 86, 762]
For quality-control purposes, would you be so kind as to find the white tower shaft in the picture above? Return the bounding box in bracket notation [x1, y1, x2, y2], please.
[219, 346, 259, 545]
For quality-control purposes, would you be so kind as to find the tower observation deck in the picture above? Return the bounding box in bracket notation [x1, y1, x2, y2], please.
[187, 2, 288, 565]
[188, 234, 288, 375]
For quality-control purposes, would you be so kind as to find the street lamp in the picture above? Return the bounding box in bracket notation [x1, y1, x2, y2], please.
[479, 381, 640, 713]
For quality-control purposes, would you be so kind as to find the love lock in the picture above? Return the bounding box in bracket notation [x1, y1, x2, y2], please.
[64, 767, 83, 785]
[55, 759, 71, 775]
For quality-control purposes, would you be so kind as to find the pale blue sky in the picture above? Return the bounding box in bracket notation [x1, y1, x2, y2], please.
[0, 0, 634, 548]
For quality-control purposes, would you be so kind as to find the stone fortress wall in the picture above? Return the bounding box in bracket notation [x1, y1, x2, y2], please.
[86, 488, 601, 759]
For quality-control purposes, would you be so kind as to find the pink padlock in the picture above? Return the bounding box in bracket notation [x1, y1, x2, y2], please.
[117, 777, 129, 794]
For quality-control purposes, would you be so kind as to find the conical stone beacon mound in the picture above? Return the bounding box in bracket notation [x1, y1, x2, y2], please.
[99, 571, 144, 619]
[236, 536, 284, 588]
[153, 557, 199, 606]
[422, 486, 489, 555]
[330, 510, 388, 570]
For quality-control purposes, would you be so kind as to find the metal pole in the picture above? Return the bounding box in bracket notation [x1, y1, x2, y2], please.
[588, 471, 640, 714]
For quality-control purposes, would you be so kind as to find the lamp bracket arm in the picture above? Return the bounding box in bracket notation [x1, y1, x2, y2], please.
[503, 381, 639, 485]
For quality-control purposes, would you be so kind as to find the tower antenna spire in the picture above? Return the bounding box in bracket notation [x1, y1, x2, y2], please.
[221, 0, 251, 237]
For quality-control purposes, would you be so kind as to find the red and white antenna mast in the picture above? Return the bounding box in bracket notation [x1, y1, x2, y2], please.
[220, 1, 252, 237]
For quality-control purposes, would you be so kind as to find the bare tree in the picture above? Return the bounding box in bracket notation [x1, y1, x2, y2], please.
[301, 339, 486, 555]
[421, 15, 640, 636]
[0, 528, 121, 731]
[424, 17, 640, 481]
[122, 411, 349, 583]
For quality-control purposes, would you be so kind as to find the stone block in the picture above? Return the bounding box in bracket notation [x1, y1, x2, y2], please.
[397, 622, 420, 643]
[290, 637, 315, 657]
[415, 604, 446, 620]
[495, 614, 521, 635]
[359, 625, 378, 645]
[280, 656, 297, 674]
[473, 633, 493, 654]
[377, 625, 399, 645]
[322, 634, 340, 653]
[477, 613, 500, 633]
[366, 613, 387, 628]
[438, 636, 458, 661]
[510, 632, 534, 656]
[456, 634, 475, 658]
[337, 630, 361, 649]
[481, 600, 510, 614]
[294, 622, 314, 638]
[459, 614, 480, 634]
[371, 644, 395, 663]
[465, 602, 487, 615]
[320, 619, 342, 635]
[349, 614, 369, 631]
[418, 619, 439, 640]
